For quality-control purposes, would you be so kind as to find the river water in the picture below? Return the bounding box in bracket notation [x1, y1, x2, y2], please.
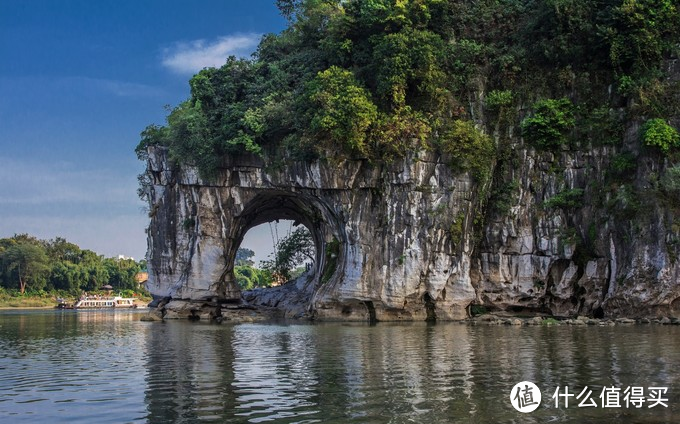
[0, 309, 678, 423]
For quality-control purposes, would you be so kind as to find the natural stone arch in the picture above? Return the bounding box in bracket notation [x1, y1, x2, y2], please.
[222, 190, 343, 302]
[144, 146, 477, 321]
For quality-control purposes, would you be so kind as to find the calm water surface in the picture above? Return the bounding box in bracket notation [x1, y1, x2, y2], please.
[0, 309, 678, 423]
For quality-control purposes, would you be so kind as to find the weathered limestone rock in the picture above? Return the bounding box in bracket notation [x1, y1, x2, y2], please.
[162, 300, 221, 321]
[142, 130, 680, 320]
[142, 136, 680, 320]
[140, 309, 164, 322]
[142, 62, 679, 321]
[473, 142, 680, 319]
[144, 147, 477, 321]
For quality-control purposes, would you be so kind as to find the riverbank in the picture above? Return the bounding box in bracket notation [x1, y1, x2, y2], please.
[0, 293, 151, 309]
[0, 295, 57, 309]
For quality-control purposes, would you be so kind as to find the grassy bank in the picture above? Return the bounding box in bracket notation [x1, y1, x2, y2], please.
[0, 294, 56, 308]
[0, 289, 151, 309]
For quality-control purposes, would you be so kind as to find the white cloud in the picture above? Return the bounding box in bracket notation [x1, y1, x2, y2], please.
[162, 33, 261, 74]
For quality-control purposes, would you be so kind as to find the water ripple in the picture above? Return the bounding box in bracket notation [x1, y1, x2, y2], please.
[2, 312, 680, 423]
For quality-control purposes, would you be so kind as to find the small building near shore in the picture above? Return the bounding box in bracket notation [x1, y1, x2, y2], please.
[134, 272, 148, 288]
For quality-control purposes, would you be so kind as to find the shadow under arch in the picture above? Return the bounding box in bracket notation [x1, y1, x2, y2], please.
[221, 190, 344, 306]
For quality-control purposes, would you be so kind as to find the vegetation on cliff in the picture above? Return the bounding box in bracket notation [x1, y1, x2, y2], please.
[136, 0, 680, 279]
[137, 0, 679, 184]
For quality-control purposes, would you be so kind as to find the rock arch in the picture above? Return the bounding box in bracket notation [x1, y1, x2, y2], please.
[226, 191, 341, 298]
[143, 146, 479, 320]
[142, 140, 680, 321]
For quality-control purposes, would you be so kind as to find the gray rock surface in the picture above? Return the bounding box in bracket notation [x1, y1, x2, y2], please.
[144, 147, 477, 320]
[142, 138, 680, 320]
[473, 142, 680, 319]
[141, 57, 680, 321]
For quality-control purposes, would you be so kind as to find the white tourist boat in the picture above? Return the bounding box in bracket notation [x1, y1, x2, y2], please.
[58, 296, 138, 309]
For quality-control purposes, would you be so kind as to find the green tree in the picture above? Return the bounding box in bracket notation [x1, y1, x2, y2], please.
[135, 0, 679, 189]
[44, 237, 82, 263]
[436, 119, 495, 182]
[262, 226, 315, 282]
[234, 265, 274, 289]
[641, 118, 680, 153]
[103, 258, 141, 291]
[371, 28, 447, 111]
[77, 250, 109, 292]
[0, 243, 50, 294]
[306, 66, 378, 156]
[521, 98, 576, 150]
[235, 265, 256, 290]
[608, 0, 680, 77]
[48, 261, 80, 292]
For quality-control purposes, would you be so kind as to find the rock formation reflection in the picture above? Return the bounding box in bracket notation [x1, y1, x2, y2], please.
[142, 322, 680, 423]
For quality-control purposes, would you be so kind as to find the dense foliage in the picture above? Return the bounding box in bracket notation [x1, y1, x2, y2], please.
[521, 98, 575, 150]
[233, 228, 314, 290]
[641, 118, 680, 152]
[543, 188, 585, 210]
[137, 0, 680, 176]
[234, 265, 274, 290]
[0, 234, 147, 295]
[136, 0, 679, 186]
[233, 247, 273, 289]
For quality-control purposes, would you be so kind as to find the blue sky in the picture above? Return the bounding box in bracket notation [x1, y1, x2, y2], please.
[0, 0, 286, 261]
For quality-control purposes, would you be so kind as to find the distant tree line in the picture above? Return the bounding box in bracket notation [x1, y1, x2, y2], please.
[0, 234, 147, 295]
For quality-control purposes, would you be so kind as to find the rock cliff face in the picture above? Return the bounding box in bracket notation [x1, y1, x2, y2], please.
[143, 56, 680, 321]
[144, 146, 478, 320]
[473, 138, 680, 319]
[143, 128, 680, 320]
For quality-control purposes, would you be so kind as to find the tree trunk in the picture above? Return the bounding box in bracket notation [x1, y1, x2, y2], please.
[19, 276, 26, 294]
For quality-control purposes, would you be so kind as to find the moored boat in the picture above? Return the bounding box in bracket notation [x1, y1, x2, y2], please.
[57, 296, 138, 309]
